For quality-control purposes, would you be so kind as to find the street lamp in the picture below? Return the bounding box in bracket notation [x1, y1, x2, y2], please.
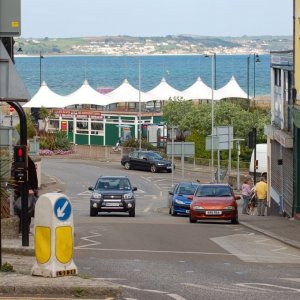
[138, 58, 142, 150]
[205, 53, 216, 182]
[247, 55, 250, 100]
[39, 51, 44, 86]
[253, 54, 260, 98]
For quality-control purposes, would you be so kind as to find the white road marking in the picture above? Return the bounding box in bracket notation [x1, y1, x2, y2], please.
[167, 294, 187, 300]
[281, 277, 300, 283]
[236, 283, 300, 293]
[75, 247, 261, 257]
[78, 190, 92, 196]
[118, 284, 187, 299]
[75, 231, 102, 249]
[95, 278, 127, 281]
[182, 282, 247, 294]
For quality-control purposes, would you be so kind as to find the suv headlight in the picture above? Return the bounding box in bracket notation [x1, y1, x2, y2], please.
[92, 192, 102, 199]
[124, 192, 134, 200]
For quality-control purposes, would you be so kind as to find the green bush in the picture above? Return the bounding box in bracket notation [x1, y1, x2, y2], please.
[39, 131, 70, 151]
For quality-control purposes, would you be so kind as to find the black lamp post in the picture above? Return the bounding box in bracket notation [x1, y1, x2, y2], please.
[253, 54, 260, 98]
[247, 55, 250, 100]
[39, 51, 44, 86]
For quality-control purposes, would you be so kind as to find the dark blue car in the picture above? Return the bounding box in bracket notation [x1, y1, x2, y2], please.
[168, 182, 199, 216]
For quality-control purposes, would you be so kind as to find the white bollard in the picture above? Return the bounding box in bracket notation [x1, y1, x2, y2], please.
[31, 193, 78, 277]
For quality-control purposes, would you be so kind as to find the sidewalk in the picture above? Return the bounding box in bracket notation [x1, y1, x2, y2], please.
[1, 167, 300, 298]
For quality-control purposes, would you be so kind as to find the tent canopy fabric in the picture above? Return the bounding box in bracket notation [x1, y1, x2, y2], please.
[23, 81, 66, 108]
[106, 79, 153, 103]
[146, 77, 184, 101]
[181, 77, 212, 100]
[214, 76, 248, 100]
[23, 76, 249, 109]
[64, 80, 112, 107]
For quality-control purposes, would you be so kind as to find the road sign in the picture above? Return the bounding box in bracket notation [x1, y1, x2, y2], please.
[54, 197, 71, 221]
[9, 106, 14, 112]
[166, 142, 195, 156]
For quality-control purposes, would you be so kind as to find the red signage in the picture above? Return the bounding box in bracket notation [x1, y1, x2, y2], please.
[9, 106, 14, 113]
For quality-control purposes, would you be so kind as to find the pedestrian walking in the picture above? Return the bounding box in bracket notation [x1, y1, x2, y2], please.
[255, 177, 268, 216]
[241, 179, 252, 214]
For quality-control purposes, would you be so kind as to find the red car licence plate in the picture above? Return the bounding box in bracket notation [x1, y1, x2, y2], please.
[205, 210, 222, 215]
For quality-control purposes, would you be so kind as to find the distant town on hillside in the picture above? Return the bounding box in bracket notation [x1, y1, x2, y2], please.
[15, 35, 292, 56]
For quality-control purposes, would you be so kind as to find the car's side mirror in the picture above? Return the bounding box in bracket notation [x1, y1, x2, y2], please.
[132, 187, 137, 191]
[187, 196, 193, 200]
[235, 195, 241, 200]
[88, 186, 94, 191]
[168, 191, 174, 195]
[143, 157, 148, 161]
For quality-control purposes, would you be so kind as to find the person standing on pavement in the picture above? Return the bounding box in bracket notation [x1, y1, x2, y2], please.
[241, 179, 252, 214]
[255, 177, 268, 216]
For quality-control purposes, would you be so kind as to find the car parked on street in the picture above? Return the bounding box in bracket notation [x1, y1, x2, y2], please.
[189, 183, 241, 224]
[168, 182, 199, 216]
[121, 150, 173, 173]
[89, 176, 137, 217]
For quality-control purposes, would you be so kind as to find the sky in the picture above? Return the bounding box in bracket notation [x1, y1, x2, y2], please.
[21, 0, 293, 38]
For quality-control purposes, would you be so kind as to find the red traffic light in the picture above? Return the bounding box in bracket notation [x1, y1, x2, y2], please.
[17, 147, 23, 157]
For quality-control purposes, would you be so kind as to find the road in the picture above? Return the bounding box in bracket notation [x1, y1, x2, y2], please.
[42, 158, 300, 300]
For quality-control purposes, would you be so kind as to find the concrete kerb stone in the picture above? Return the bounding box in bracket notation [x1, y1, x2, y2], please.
[0, 273, 122, 299]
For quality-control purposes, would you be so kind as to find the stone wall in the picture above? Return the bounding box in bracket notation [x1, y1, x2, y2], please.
[1, 216, 19, 239]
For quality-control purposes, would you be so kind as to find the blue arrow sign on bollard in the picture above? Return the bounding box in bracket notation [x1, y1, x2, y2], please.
[54, 197, 71, 221]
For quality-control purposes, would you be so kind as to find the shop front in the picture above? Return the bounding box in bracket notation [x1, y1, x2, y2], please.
[48, 109, 165, 146]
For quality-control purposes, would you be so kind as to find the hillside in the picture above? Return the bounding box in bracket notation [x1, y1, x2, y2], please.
[15, 35, 292, 56]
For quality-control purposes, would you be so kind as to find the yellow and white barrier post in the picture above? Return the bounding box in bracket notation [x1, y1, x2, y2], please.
[31, 193, 78, 277]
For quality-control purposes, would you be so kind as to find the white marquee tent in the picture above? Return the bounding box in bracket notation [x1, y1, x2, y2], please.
[106, 79, 153, 103]
[181, 77, 213, 100]
[23, 81, 66, 108]
[214, 76, 248, 100]
[63, 80, 112, 107]
[146, 77, 183, 100]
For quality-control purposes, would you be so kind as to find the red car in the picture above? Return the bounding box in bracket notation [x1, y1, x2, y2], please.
[189, 184, 241, 224]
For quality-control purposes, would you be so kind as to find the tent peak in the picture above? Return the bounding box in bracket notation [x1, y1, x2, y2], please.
[83, 79, 89, 85]
[41, 81, 47, 86]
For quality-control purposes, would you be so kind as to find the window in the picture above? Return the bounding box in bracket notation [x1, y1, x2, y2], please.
[274, 68, 281, 87]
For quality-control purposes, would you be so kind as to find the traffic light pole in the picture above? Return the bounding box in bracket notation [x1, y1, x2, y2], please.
[6, 101, 29, 246]
[253, 128, 257, 185]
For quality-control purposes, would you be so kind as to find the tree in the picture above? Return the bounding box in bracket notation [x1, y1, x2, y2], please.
[39, 106, 54, 132]
[162, 100, 270, 161]
[163, 98, 195, 140]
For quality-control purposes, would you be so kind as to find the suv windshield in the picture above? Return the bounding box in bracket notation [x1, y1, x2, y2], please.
[96, 178, 131, 190]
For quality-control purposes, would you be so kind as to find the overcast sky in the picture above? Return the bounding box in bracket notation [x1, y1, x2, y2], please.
[21, 0, 293, 38]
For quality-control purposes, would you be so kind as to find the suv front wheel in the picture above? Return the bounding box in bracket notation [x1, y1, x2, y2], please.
[90, 206, 98, 217]
[129, 208, 135, 217]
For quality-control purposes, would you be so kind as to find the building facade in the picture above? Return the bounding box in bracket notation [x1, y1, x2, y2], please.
[266, 51, 294, 217]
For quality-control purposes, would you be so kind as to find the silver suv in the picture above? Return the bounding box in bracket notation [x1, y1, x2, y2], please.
[89, 176, 137, 217]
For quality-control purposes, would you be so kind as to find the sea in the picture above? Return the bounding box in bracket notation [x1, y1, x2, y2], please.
[14, 54, 271, 98]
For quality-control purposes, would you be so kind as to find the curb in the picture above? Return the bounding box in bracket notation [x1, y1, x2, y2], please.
[0, 273, 122, 299]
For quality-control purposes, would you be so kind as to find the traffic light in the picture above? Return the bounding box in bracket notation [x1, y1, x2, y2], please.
[14, 145, 27, 169]
[247, 128, 256, 149]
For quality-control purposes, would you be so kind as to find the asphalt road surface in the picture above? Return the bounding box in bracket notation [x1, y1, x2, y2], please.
[41, 158, 300, 300]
